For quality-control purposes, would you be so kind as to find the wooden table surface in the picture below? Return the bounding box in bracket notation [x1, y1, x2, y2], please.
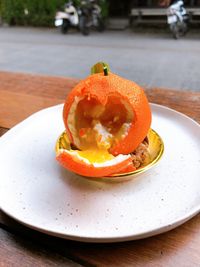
[0, 71, 200, 267]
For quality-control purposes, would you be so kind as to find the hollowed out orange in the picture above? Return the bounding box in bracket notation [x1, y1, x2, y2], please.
[63, 72, 151, 156]
[56, 63, 152, 178]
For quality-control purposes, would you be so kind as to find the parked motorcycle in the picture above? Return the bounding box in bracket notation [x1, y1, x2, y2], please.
[78, 0, 105, 36]
[167, 0, 189, 39]
[55, 1, 79, 34]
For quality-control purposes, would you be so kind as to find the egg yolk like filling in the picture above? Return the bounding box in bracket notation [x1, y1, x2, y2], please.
[76, 149, 115, 164]
[68, 95, 134, 158]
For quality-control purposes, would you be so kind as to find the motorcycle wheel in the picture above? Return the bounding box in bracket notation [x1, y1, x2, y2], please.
[97, 18, 105, 32]
[170, 23, 180, 39]
[79, 16, 90, 36]
[179, 22, 188, 37]
[61, 20, 69, 34]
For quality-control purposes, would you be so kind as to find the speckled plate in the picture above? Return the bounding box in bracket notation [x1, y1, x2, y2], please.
[0, 103, 200, 243]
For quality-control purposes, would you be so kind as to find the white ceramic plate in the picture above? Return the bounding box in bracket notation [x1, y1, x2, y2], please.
[0, 103, 200, 243]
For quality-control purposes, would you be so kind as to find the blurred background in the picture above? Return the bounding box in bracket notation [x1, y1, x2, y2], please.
[0, 0, 199, 91]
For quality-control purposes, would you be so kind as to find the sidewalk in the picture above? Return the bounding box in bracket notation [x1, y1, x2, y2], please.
[0, 26, 199, 91]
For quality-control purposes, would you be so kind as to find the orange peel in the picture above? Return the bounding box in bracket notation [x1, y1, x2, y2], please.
[56, 149, 135, 177]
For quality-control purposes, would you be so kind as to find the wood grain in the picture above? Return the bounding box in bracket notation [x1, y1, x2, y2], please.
[0, 71, 200, 267]
[0, 127, 8, 137]
[0, 228, 82, 267]
[0, 90, 64, 128]
[0, 71, 79, 129]
[0, 71, 78, 99]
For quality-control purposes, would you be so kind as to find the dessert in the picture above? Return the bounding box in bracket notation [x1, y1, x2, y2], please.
[56, 62, 152, 177]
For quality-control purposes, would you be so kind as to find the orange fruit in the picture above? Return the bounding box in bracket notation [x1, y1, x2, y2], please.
[57, 62, 151, 177]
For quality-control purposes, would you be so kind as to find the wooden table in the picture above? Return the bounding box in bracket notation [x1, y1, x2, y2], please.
[0, 71, 200, 267]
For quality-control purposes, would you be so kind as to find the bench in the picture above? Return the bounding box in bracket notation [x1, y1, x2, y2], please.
[130, 7, 200, 25]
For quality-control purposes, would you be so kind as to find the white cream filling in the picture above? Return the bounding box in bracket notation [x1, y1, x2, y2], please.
[120, 122, 131, 138]
[93, 122, 113, 149]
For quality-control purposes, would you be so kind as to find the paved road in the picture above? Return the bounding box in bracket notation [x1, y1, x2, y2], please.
[0, 26, 200, 91]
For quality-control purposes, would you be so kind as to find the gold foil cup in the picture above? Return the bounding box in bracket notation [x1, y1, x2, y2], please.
[56, 129, 164, 182]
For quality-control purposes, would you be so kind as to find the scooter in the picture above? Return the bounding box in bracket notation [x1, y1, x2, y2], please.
[78, 0, 105, 36]
[55, 1, 79, 34]
[167, 0, 189, 39]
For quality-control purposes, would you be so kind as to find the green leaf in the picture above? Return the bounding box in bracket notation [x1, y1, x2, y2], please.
[91, 62, 110, 76]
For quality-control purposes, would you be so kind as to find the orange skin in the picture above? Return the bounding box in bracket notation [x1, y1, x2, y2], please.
[63, 72, 151, 156]
[56, 152, 134, 178]
[106, 163, 136, 177]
